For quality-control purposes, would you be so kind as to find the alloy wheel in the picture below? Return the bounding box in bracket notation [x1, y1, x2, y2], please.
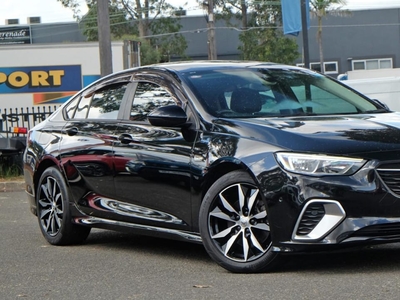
[38, 176, 64, 237]
[208, 183, 271, 262]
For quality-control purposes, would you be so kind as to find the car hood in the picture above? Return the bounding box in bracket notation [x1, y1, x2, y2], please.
[216, 112, 400, 159]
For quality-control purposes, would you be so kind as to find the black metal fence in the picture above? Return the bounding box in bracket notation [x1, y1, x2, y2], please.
[0, 106, 59, 138]
[0, 106, 59, 176]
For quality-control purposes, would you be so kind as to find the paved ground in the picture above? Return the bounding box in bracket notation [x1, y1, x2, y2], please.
[2, 191, 400, 299]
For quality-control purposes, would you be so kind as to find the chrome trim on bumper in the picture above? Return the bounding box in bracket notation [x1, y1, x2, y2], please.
[292, 199, 346, 241]
[281, 216, 400, 247]
[327, 217, 400, 243]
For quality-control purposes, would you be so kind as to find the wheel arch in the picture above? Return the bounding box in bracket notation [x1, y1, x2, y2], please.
[35, 162, 91, 245]
[192, 154, 279, 233]
[201, 159, 249, 201]
[192, 161, 244, 233]
[33, 157, 62, 197]
[201, 156, 269, 201]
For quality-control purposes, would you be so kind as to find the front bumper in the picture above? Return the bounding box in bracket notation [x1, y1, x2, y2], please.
[273, 215, 400, 252]
[262, 160, 400, 252]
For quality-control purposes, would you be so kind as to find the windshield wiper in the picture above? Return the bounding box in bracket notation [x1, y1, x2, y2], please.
[363, 109, 389, 113]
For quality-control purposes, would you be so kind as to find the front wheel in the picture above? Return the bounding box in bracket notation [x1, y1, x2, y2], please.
[199, 170, 279, 273]
[36, 166, 91, 245]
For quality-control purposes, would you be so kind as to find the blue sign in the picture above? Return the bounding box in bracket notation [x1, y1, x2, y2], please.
[0, 65, 82, 94]
[282, 0, 310, 36]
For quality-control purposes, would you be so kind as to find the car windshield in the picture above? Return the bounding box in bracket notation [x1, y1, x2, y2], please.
[182, 67, 382, 118]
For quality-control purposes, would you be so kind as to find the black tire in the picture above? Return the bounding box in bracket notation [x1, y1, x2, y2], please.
[36, 166, 91, 245]
[199, 170, 279, 273]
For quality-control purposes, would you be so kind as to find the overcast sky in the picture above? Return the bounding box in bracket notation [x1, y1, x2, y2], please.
[1, 0, 400, 25]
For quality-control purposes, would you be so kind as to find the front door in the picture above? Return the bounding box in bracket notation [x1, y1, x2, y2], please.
[112, 80, 195, 231]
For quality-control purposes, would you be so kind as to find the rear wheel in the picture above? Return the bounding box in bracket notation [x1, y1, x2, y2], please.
[36, 166, 90, 245]
[199, 170, 279, 273]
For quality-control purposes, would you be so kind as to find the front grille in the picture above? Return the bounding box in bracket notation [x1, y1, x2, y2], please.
[296, 203, 325, 235]
[377, 163, 400, 196]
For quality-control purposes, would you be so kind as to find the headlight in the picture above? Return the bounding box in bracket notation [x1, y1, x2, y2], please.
[275, 152, 366, 176]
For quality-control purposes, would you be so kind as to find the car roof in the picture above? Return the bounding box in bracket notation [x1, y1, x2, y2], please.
[143, 60, 297, 72]
[98, 61, 309, 84]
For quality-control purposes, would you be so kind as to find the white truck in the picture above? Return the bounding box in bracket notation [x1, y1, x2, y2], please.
[0, 41, 127, 160]
[340, 68, 400, 112]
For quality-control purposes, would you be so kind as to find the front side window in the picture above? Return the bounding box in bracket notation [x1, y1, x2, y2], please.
[130, 82, 177, 122]
[182, 68, 381, 118]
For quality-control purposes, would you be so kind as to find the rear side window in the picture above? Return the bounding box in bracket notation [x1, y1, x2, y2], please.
[65, 83, 128, 120]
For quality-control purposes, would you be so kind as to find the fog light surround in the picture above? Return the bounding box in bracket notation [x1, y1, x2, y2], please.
[292, 200, 346, 241]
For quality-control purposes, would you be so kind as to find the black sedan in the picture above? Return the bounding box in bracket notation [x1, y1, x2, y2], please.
[24, 61, 400, 273]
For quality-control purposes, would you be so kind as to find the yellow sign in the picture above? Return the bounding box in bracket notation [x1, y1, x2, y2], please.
[0, 70, 65, 88]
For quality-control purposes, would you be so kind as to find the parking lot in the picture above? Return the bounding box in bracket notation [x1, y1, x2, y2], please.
[2, 190, 400, 299]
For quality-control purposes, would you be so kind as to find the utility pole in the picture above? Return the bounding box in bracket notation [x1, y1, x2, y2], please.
[97, 0, 113, 76]
[300, 0, 310, 69]
[207, 0, 217, 60]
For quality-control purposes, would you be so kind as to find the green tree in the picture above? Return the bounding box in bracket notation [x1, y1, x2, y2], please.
[80, 2, 133, 40]
[310, 0, 350, 73]
[57, 0, 187, 65]
[212, 0, 249, 29]
[215, 0, 299, 64]
[239, 26, 299, 64]
[147, 15, 188, 63]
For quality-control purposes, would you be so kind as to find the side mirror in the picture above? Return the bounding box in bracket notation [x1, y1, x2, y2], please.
[148, 105, 188, 127]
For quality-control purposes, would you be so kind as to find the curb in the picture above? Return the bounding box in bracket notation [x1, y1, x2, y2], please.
[0, 181, 25, 192]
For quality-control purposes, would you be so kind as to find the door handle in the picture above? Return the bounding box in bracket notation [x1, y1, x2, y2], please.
[118, 133, 134, 144]
[65, 127, 78, 136]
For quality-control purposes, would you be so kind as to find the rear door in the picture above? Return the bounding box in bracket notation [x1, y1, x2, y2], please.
[59, 75, 134, 218]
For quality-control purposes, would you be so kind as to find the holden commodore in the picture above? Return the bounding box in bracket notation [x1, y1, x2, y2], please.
[24, 61, 400, 273]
